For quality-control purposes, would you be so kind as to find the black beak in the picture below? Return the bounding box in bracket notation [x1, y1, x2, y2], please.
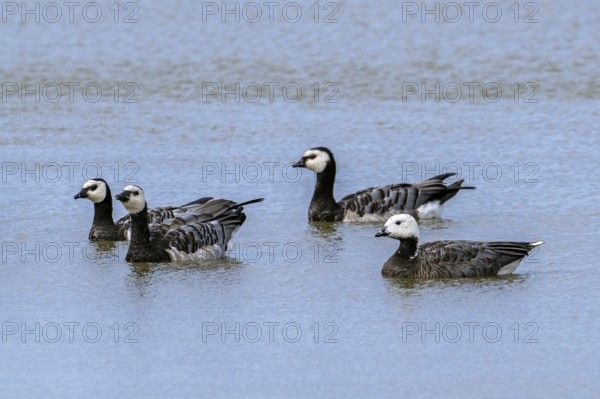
[74, 189, 87, 199]
[375, 230, 389, 238]
[292, 158, 305, 168]
[115, 191, 131, 202]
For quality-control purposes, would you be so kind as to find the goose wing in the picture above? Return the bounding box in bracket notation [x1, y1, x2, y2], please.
[418, 240, 541, 277]
[150, 198, 263, 260]
[160, 218, 241, 260]
[338, 173, 472, 218]
[116, 197, 215, 239]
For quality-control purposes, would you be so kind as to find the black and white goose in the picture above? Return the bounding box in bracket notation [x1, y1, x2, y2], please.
[115, 185, 263, 263]
[375, 214, 544, 278]
[74, 179, 211, 241]
[292, 147, 474, 222]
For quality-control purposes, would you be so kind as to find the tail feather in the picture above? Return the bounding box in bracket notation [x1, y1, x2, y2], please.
[447, 180, 476, 191]
[181, 197, 213, 207]
[425, 173, 456, 182]
[219, 198, 263, 247]
[226, 197, 264, 211]
[439, 179, 476, 204]
[215, 208, 247, 246]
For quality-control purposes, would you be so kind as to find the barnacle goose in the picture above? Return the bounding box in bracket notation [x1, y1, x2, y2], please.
[375, 214, 544, 278]
[115, 185, 263, 263]
[292, 147, 474, 222]
[74, 179, 211, 241]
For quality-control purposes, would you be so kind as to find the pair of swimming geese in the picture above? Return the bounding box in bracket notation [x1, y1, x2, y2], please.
[75, 147, 543, 278]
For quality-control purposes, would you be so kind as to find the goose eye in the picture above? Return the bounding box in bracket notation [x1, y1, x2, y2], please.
[133, 192, 139, 196]
[307, 154, 317, 159]
[395, 221, 401, 225]
[90, 185, 97, 190]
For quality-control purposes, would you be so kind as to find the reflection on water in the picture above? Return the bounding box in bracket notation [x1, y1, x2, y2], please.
[385, 273, 528, 294]
[128, 257, 245, 279]
[87, 240, 119, 254]
[417, 218, 459, 230]
[308, 221, 343, 240]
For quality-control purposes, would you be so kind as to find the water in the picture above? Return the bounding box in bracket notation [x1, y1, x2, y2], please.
[1, 0, 599, 397]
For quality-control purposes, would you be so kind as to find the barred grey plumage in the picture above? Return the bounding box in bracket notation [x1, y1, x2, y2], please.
[292, 147, 474, 222]
[376, 214, 543, 278]
[117, 196, 214, 240]
[114, 185, 263, 263]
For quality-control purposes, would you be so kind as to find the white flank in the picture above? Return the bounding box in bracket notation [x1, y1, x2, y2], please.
[497, 259, 523, 275]
[343, 211, 388, 223]
[226, 225, 242, 250]
[416, 201, 443, 219]
[166, 244, 226, 262]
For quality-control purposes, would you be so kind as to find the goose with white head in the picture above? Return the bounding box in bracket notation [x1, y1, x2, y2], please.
[75, 179, 213, 241]
[375, 214, 544, 278]
[115, 185, 263, 263]
[74, 179, 123, 240]
[293, 147, 475, 222]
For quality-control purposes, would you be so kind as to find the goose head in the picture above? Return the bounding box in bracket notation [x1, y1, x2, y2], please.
[115, 185, 147, 214]
[376, 214, 420, 241]
[292, 147, 335, 174]
[74, 179, 109, 204]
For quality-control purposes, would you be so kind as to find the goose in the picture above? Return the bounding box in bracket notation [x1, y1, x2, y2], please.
[114, 185, 263, 263]
[292, 147, 474, 222]
[375, 214, 544, 278]
[74, 179, 211, 241]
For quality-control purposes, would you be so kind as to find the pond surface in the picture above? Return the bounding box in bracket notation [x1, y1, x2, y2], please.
[1, 0, 599, 397]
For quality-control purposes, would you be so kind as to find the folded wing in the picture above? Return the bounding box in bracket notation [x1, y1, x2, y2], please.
[116, 197, 215, 239]
[418, 240, 541, 277]
[339, 173, 472, 218]
[151, 198, 263, 261]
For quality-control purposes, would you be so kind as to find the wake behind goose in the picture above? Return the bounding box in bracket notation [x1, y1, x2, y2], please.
[375, 214, 543, 278]
[292, 147, 474, 222]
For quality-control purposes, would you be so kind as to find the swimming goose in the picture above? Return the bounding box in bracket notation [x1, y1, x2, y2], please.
[375, 214, 543, 278]
[115, 185, 263, 263]
[74, 179, 211, 241]
[292, 147, 474, 222]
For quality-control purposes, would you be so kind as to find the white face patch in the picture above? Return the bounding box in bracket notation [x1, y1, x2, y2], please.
[382, 214, 420, 240]
[303, 149, 330, 173]
[82, 180, 107, 204]
[120, 185, 146, 214]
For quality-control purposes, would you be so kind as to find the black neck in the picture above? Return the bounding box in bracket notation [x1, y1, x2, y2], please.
[129, 204, 150, 246]
[396, 237, 419, 260]
[312, 161, 338, 206]
[93, 193, 115, 227]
